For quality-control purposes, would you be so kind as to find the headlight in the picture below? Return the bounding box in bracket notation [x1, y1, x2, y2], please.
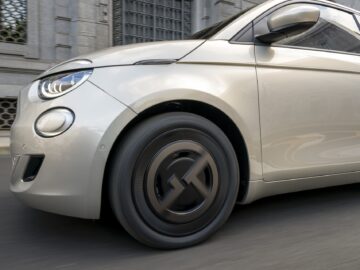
[38, 70, 93, 99]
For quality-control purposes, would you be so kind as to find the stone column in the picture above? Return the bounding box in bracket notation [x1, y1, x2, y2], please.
[69, 0, 112, 58]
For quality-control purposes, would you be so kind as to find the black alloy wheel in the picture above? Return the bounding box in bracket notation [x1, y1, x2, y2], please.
[109, 112, 240, 249]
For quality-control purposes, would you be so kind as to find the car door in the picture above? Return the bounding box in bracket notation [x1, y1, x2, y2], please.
[254, 3, 360, 181]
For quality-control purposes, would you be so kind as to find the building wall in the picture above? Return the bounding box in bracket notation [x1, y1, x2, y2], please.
[0, 0, 112, 98]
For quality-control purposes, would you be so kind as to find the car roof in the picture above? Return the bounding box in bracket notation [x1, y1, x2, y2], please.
[317, 0, 360, 14]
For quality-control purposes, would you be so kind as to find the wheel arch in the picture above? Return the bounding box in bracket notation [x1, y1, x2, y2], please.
[101, 99, 250, 217]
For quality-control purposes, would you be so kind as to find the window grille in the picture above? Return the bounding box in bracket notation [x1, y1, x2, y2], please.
[113, 0, 192, 45]
[0, 0, 27, 44]
[0, 98, 17, 130]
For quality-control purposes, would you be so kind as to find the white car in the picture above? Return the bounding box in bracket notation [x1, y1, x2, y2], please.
[10, 0, 360, 248]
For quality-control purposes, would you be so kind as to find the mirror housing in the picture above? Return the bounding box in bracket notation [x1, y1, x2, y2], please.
[256, 4, 320, 44]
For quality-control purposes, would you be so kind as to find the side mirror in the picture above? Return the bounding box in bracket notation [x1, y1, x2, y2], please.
[256, 5, 320, 44]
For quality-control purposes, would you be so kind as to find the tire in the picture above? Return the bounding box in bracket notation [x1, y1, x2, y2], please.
[108, 112, 240, 249]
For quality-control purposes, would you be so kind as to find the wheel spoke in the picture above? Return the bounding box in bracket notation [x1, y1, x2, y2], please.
[145, 140, 219, 223]
[182, 152, 211, 198]
[191, 177, 209, 198]
[183, 151, 211, 182]
[159, 175, 185, 213]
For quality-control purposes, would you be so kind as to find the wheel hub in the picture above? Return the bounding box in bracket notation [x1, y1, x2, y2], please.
[146, 141, 219, 224]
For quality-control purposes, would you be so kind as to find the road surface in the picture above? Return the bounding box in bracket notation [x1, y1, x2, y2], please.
[1, 155, 360, 269]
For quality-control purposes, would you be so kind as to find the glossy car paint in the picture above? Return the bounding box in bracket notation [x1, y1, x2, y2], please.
[10, 0, 360, 218]
[257, 46, 360, 182]
[89, 42, 262, 182]
[11, 81, 136, 218]
[40, 40, 206, 78]
[267, 4, 320, 31]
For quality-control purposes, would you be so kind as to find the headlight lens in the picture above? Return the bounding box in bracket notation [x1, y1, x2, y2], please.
[38, 70, 93, 99]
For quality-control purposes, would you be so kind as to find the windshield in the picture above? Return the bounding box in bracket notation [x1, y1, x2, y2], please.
[190, 6, 257, 39]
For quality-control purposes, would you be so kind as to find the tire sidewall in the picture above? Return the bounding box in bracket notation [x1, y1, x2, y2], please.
[109, 112, 239, 249]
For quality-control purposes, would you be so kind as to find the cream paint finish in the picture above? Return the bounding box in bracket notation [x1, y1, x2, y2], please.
[38, 40, 206, 79]
[90, 42, 263, 181]
[256, 46, 360, 181]
[267, 4, 320, 31]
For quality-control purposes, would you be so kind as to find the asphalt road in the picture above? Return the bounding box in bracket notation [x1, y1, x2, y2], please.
[2, 156, 360, 269]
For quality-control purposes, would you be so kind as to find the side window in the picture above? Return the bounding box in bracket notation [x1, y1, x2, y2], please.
[254, 4, 360, 54]
[232, 22, 254, 43]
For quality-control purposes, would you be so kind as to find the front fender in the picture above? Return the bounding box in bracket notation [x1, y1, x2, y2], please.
[89, 63, 263, 181]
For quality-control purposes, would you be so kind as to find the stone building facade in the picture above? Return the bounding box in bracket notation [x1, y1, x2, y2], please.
[0, 0, 359, 141]
[0, 0, 112, 99]
[0, 0, 112, 140]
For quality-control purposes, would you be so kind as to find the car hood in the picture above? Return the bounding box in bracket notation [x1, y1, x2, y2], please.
[38, 40, 205, 79]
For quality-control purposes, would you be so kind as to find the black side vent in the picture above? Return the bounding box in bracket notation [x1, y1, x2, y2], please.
[23, 155, 44, 182]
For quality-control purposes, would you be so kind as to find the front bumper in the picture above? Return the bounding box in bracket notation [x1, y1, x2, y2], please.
[10, 80, 136, 219]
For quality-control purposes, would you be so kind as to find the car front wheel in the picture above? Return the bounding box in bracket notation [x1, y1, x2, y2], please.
[108, 112, 240, 249]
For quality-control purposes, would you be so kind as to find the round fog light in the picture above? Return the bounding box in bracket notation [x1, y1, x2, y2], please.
[35, 108, 74, 137]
